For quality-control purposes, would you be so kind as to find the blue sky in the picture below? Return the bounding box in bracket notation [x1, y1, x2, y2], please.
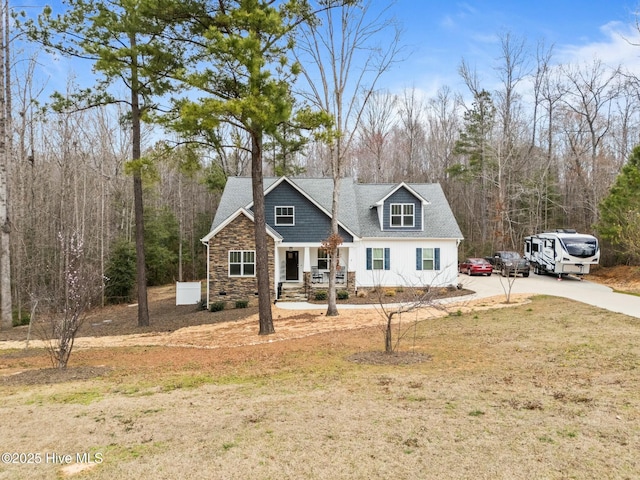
[14, 0, 640, 103]
[378, 0, 640, 96]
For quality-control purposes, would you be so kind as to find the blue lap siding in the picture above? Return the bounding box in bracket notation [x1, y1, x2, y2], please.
[382, 186, 423, 231]
[259, 180, 353, 243]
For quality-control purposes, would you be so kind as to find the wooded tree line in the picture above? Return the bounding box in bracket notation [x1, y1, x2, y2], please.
[8, 93, 218, 320]
[2, 1, 639, 327]
[298, 40, 639, 262]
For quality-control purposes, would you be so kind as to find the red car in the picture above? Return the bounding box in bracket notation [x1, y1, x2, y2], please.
[458, 258, 493, 276]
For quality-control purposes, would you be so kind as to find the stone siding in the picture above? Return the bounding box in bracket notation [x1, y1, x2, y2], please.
[208, 214, 275, 305]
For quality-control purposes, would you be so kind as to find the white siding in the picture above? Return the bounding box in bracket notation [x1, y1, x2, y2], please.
[274, 244, 353, 285]
[354, 239, 459, 288]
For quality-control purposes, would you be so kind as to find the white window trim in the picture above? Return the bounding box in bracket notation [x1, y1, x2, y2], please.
[372, 248, 385, 270]
[274, 206, 295, 226]
[317, 248, 330, 270]
[228, 250, 256, 277]
[421, 248, 435, 271]
[390, 203, 415, 227]
[317, 248, 340, 270]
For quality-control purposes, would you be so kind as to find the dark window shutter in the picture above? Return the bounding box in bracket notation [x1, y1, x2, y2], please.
[384, 248, 390, 270]
[435, 248, 441, 270]
[366, 248, 372, 270]
[416, 248, 422, 270]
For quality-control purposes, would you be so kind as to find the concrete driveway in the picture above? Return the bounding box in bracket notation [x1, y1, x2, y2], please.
[458, 272, 640, 319]
[277, 272, 640, 319]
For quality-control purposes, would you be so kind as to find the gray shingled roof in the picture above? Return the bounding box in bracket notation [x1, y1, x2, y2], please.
[353, 182, 463, 239]
[211, 177, 463, 240]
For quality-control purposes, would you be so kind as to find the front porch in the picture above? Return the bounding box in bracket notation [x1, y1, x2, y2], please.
[276, 244, 355, 301]
[278, 271, 356, 301]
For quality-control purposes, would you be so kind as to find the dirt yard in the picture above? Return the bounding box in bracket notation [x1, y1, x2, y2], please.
[0, 266, 638, 479]
[589, 264, 640, 293]
[0, 266, 636, 373]
[0, 286, 475, 350]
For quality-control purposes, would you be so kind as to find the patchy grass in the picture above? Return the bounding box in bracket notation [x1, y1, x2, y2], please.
[612, 289, 640, 297]
[159, 373, 216, 392]
[1, 296, 640, 479]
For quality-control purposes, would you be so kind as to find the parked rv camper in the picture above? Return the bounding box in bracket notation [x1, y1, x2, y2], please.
[524, 229, 600, 278]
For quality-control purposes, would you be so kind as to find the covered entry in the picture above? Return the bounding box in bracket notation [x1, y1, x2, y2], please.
[285, 250, 299, 281]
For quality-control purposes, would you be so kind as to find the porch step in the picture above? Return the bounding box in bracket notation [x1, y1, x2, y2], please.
[279, 288, 308, 301]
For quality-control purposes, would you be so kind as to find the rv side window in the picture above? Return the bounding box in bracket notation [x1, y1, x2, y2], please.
[532, 243, 539, 252]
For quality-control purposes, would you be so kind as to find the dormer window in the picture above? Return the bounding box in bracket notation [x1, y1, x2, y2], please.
[390, 203, 414, 227]
[275, 206, 295, 225]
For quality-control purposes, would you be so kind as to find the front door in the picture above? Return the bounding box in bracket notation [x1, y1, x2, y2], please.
[285, 251, 299, 281]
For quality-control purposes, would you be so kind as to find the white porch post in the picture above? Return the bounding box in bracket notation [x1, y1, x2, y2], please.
[346, 245, 355, 272]
[274, 245, 281, 290]
[303, 246, 311, 272]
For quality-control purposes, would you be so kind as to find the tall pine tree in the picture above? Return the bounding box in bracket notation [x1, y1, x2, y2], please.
[163, 0, 333, 335]
[23, 0, 185, 326]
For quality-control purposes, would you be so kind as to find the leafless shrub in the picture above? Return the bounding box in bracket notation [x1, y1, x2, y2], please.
[38, 232, 103, 369]
[372, 272, 451, 354]
[497, 271, 518, 303]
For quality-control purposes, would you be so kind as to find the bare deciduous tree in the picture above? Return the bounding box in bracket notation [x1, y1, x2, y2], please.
[39, 232, 101, 369]
[557, 60, 621, 230]
[425, 86, 462, 185]
[394, 87, 428, 180]
[371, 275, 450, 354]
[355, 90, 397, 182]
[295, 0, 402, 316]
[0, 0, 11, 330]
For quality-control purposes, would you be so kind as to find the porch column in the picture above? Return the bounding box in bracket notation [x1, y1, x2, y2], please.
[345, 245, 355, 272]
[303, 246, 311, 272]
[274, 245, 281, 295]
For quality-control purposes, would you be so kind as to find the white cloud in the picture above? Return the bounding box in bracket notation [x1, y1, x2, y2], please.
[469, 32, 500, 45]
[557, 21, 640, 73]
[456, 2, 478, 17]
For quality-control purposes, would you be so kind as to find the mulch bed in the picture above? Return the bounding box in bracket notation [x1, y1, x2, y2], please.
[309, 286, 472, 304]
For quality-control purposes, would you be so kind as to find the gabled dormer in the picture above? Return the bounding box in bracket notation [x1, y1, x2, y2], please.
[373, 182, 429, 232]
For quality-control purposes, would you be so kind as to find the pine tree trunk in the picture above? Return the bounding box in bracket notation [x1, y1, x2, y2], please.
[130, 32, 149, 327]
[251, 130, 274, 335]
[133, 172, 149, 327]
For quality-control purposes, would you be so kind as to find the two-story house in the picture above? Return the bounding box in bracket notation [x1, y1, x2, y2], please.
[201, 176, 463, 304]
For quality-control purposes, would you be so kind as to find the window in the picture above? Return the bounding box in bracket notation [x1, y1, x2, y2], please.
[366, 248, 390, 270]
[416, 248, 440, 271]
[561, 236, 598, 258]
[372, 248, 384, 270]
[390, 203, 414, 227]
[229, 250, 255, 277]
[318, 249, 340, 270]
[275, 206, 295, 225]
[317, 249, 329, 270]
